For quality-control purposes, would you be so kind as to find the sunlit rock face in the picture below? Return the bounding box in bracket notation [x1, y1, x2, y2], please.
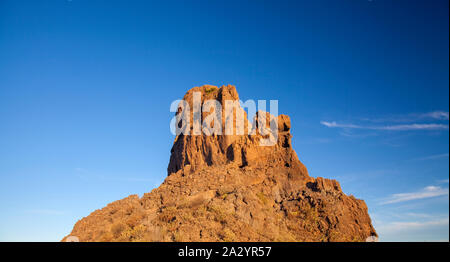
[63, 85, 377, 242]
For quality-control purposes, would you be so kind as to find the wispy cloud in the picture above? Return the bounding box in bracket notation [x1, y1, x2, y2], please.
[320, 121, 360, 129]
[321, 121, 449, 131]
[322, 111, 450, 133]
[376, 218, 449, 233]
[359, 111, 449, 123]
[379, 124, 449, 130]
[413, 153, 449, 161]
[390, 219, 449, 230]
[421, 111, 449, 120]
[380, 186, 449, 205]
[372, 211, 450, 241]
[403, 212, 439, 219]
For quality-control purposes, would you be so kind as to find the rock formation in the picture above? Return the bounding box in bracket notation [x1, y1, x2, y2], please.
[63, 85, 377, 242]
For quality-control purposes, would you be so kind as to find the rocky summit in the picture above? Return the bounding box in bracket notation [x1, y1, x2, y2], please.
[63, 85, 377, 242]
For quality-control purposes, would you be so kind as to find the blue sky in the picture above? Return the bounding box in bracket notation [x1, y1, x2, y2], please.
[0, 0, 448, 241]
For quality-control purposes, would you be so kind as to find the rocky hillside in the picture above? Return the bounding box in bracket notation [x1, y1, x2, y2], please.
[63, 85, 377, 242]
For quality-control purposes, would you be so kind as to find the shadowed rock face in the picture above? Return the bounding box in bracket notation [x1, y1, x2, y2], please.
[63, 85, 377, 242]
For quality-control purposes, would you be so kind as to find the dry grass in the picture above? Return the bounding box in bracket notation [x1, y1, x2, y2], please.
[205, 86, 217, 94]
[256, 192, 268, 205]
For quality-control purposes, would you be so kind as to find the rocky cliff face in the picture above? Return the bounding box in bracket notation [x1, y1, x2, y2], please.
[63, 85, 377, 242]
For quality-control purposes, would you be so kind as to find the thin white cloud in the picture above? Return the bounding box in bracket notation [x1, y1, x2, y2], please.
[320, 121, 449, 131]
[414, 153, 449, 161]
[380, 123, 449, 130]
[380, 186, 449, 205]
[376, 218, 449, 233]
[391, 219, 449, 230]
[404, 213, 437, 219]
[422, 111, 449, 120]
[359, 111, 449, 122]
[320, 121, 361, 128]
[322, 111, 450, 132]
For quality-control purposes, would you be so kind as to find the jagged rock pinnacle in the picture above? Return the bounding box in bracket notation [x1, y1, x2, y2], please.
[63, 85, 377, 242]
[168, 84, 308, 177]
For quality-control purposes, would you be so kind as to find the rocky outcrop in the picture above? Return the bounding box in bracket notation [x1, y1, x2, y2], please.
[63, 85, 377, 242]
[168, 84, 308, 177]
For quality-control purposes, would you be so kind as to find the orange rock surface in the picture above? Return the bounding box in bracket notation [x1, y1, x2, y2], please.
[63, 85, 377, 242]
